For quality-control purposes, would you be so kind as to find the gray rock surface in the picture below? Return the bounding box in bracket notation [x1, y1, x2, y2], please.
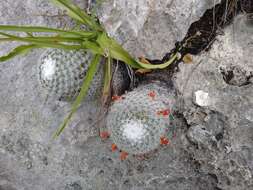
[174, 22, 253, 189]
[0, 0, 252, 190]
[97, 0, 220, 58]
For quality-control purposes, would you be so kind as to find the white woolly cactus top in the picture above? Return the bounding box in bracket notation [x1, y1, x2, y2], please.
[38, 49, 103, 101]
[106, 82, 175, 155]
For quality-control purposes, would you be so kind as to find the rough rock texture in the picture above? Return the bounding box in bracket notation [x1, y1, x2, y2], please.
[174, 20, 253, 189]
[97, 0, 221, 58]
[0, 0, 252, 190]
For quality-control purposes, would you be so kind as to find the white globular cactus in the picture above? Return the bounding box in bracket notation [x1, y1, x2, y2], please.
[106, 82, 175, 155]
[38, 48, 103, 101]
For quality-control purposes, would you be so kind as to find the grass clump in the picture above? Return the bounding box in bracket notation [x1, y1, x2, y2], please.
[0, 0, 179, 137]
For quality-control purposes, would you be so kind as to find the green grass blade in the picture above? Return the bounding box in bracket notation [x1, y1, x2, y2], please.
[0, 32, 83, 50]
[0, 36, 84, 43]
[26, 32, 33, 37]
[51, 0, 85, 24]
[0, 44, 38, 62]
[82, 40, 104, 55]
[0, 25, 95, 38]
[24, 36, 84, 43]
[0, 38, 16, 42]
[136, 53, 179, 69]
[97, 32, 141, 68]
[53, 54, 102, 138]
[97, 33, 179, 70]
[51, 0, 103, 31]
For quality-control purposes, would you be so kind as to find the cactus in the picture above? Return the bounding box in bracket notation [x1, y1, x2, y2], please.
[0, 0, 179, 137]
[38, 48, 103, 101]
[106, 82, 175, 155]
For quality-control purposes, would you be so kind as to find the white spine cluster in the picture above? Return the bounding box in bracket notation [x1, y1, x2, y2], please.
[106, 82, 175, 154]
[38, 49, 131, 101]
[38, 49, 103, 101]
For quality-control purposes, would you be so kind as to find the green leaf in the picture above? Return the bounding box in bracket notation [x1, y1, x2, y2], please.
[97, 32, 141, 68]
[53, 54, 102, 138]
[51, 0, 103, 31]
[26, 32, 33, 37]
[0, 36, 84, 43]
[0, 25, 95, 38]
[24, 36, 83, 43]
[0, 44, 38, 62]
[82, 40, 104, 55]
[0, 32, 83, 50]
[97, 33, 179, 70]
[136, 53, 179, 69]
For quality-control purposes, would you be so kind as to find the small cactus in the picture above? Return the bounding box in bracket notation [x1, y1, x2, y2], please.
[38, 48, 103, 101]
[38, 49, 131, 102]
[106, 82, 175, 155]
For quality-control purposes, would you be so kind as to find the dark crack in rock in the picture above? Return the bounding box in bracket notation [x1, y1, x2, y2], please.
[220, 64, 253, 87]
